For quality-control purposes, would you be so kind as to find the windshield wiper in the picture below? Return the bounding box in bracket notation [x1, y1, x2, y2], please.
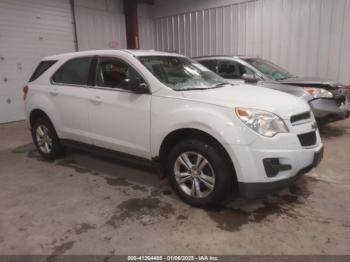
[176, 82, 230, 91]
[276, 75, 296, 81]
[211, 82, 229, 88]
[179, 83, 229, 91]
[180, 87, 215, 91]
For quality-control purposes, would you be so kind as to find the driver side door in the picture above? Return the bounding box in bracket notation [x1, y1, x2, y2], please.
[88, 56, 151, 159]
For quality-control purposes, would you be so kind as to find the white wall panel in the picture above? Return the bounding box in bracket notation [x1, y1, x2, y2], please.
[0, 0, 75, 123]
[74, 0, 126, 51]
[153, 0, 350, 84]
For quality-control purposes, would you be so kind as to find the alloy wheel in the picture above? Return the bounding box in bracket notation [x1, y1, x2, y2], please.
[174, 152, 215, 198]
[35, 124, 53, 154]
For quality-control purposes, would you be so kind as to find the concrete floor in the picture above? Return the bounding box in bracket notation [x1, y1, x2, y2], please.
[0, 120, 350, 255]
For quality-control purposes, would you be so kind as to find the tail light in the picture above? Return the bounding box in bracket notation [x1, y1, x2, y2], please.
[23, 85, 29, 100]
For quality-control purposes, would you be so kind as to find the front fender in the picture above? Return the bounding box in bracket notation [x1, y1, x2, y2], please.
[150, 96, 258, 158]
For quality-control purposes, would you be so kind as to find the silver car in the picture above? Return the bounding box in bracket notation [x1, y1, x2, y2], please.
[195, 56, 350, 125]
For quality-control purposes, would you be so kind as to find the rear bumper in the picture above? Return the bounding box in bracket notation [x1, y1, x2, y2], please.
[238, 146, 324, 199]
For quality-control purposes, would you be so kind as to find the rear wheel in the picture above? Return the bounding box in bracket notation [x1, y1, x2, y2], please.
[32, 117, 64, 160]
[166, 139, 234, 207]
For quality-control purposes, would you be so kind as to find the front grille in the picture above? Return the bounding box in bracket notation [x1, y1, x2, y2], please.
[291, 111, 311, 124]
[298, 131, 317, 147]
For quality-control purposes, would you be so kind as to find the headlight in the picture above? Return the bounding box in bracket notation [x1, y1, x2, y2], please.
[304, 87, 333, 98]
[235, 108, 289, 137]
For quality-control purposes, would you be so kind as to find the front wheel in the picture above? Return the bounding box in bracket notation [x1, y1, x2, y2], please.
[166, 139, 234, 207]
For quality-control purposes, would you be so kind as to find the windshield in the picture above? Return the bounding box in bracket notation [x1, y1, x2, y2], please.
[243, 58, 295, 81]
[138, 56, 227, 91]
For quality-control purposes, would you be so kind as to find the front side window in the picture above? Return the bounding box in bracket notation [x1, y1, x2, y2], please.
[138, 56, 226, 91]
[217, 60, 243, 79]
[198, 60, 218, 73]
[52, 57, 93, 85]
[243, 58, 294, 81]
[96, 57, 144, 89]
[217, 60, 255, 79]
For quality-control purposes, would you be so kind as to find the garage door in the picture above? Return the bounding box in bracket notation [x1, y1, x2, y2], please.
[0, 0, 76, 123]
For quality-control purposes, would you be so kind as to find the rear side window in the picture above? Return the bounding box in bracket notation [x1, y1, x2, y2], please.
[29, 60, 57, 82]
[52, 57, 93, 85]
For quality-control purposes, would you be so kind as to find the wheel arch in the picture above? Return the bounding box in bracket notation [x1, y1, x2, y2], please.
[158, 128, 237, 183]
[29, 109, 55, 130]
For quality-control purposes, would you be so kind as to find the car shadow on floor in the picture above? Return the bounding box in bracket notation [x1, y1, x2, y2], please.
[319, 123, 350, 139]
[12, 142, 169, 193]
[12, 142, 315, 229]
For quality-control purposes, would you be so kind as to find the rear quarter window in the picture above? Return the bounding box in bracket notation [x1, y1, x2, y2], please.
[29, 60, 57, 82]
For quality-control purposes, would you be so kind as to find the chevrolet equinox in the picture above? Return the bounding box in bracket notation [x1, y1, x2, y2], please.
[24, 50, 324, 207]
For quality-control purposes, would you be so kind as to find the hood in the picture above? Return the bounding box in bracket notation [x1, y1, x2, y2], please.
[181, 84, 310, 120]
[258, 81, 313, 102]
[279, 77, 342, 89]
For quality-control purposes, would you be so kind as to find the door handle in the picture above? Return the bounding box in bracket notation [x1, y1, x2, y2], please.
[90, 96, 102, 104]
[50, 88, 59, 96]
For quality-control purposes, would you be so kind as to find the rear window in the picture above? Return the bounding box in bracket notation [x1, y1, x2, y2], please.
[29, 60, 57, 82]
[52, 57, 93, 86]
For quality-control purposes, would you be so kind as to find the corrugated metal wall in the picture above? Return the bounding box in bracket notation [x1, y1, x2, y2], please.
[138, 17, 155, 49]
[74, 0, 126, 50]
[152, 0, 350, 84]
[0, 0, 75, 123]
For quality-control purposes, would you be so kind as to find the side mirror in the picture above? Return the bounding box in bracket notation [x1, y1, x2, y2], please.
[242, 73, 259, 84]
[121, 79, 149, 94]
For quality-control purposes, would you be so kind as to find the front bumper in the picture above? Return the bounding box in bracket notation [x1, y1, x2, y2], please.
[224, 118, 323, 198]
[238, 146, 324, 198]
[309, 96, 350, 124]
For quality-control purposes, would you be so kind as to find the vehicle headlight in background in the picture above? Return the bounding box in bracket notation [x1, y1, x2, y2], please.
[304, 87, 333, 98]
[235, 108, 289, 137]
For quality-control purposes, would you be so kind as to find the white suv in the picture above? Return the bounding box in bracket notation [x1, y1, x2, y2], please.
[24, 50, 323, 207]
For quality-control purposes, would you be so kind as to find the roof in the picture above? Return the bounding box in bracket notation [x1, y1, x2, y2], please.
[43, 49, 184, 60]
[193, 55, 255, 60]
[123, 49, 183, 57]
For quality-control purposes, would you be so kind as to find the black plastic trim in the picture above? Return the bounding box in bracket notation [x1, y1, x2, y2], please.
[263, 158, 292, 177]
[238, 164, 313, 199]
[61, 139, 158, 171]
[298, 131, 317, 147]
[290, 111, 311, 124]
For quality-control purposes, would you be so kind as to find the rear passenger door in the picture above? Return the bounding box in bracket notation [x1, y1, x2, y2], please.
[50, 56, 94, 144]
[88, 56, 151, 159]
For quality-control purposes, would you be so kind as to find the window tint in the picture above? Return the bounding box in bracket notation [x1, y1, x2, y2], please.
[96, 57, 144, 88]
[217, 60, 254, 79]
[52, 57, 92, 85]
[198, 60, 218, 73]
[29, 60, 57, 82]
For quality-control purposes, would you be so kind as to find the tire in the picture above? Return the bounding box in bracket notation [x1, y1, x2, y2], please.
[31, 117, 64, 160]
[166, 139, 234, 207]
